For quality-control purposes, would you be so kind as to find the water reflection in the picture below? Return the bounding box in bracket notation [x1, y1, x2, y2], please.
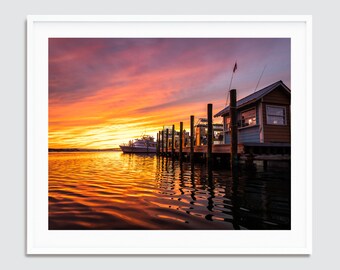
[231, 169, 240, 229]
[49, 152, 290, 230]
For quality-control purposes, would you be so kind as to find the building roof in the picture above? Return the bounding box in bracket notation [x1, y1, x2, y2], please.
[214, 80, 291, 117]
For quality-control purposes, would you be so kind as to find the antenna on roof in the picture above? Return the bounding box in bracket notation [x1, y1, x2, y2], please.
[254, 64, 267, 93]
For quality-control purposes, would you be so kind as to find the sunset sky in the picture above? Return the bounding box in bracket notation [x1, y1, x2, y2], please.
[49, 38, 290, 149]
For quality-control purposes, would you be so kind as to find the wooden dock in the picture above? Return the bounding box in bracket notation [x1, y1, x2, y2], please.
[157, 97, 290, 169]
[160, 142, 290, 162]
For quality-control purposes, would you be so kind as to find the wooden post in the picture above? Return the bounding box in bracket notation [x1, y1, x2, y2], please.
[161, 130, 164, 155]
[207, 103, 213, 166]
[172, 124, 175, 157]
[156, 132, 159, 155]
[158, 131, 161, 155]
[179, 122, 183, 160]
[230, 89, 238, 171]
[165, 128, 169, 156]
[190, 115, 194, 162]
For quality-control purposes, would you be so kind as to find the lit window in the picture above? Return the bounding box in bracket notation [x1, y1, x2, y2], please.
[225, 117, 231, 130]
[239, 108, 256, 127]
[266, 105, 286, 125]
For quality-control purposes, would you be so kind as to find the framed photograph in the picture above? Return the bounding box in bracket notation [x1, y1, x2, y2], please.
[27, 15, 312, 254]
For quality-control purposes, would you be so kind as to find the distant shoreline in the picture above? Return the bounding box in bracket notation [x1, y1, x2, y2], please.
[49, 148, 122, 152]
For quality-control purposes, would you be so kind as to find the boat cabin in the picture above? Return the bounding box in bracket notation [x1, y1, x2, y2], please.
[194, 118, 224, 145]
[214, 80, 291, 144]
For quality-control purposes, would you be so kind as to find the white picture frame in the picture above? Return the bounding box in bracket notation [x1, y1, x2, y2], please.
[27, 15, 312, 255]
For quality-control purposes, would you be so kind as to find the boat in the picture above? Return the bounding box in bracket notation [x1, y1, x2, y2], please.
[119, 135, 157, 153]
[195, 118, 224, 145]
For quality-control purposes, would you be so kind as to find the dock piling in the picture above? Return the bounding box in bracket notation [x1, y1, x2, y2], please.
[156, 132, 160, 155]
[179, 122, 183, 160]
[161, 130, 164, 155]
[172, 124, 175, 157]
[165, 128, 169, 156]
[190, 115, 194, 162]
[230, 89, 238, 171]
[207, 103, 213, 166]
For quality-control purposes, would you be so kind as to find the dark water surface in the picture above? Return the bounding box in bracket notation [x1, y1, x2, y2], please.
[49, 152, 290, 230]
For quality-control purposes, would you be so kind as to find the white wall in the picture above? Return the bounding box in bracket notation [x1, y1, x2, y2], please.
[0, 0, 338, 269]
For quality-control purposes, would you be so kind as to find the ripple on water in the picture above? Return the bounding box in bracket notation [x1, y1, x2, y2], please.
[49, 152, 291, 230]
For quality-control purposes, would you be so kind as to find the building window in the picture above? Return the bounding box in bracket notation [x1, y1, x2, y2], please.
[224, 117, 230, 131]
[239, 108, 256, 127]
[266, 105, 286, 125]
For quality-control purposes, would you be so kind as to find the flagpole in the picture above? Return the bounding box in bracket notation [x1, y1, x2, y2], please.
[226, 61, 237, 105]
[229, 61, 237, 91]
[228, 72, 235, 92]
[225, 73, 234, 106]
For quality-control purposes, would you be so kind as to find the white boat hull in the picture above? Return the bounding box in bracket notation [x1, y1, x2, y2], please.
[119, 145, 156, 153]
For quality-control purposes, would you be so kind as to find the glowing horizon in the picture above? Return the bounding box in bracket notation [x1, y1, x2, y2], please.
[49, 38, 290, 149]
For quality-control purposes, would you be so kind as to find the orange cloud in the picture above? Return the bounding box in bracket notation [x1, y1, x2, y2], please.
[49, 38, 290, 149]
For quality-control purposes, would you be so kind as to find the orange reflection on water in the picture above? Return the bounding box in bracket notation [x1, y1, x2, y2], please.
[49, 151, 291, 230]
[49, 151, 163, 229]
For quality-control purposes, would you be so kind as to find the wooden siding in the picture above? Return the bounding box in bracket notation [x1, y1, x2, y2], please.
[239, 125, 260, 142]
[224, 125, 260, 144]
[221, 86, 291, 144]
[262, 86, 290, 104]
[262, 87, 291, 143]
[224, 132, 230, 144]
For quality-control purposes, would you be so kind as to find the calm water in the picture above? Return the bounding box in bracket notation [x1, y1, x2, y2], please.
[49, 152, 290, 230]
